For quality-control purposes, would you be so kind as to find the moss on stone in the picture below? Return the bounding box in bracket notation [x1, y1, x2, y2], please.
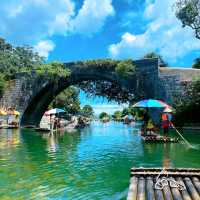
[115, 59, 136, 78]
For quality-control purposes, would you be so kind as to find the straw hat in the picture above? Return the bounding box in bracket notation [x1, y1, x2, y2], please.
[163, 107, 173, 113]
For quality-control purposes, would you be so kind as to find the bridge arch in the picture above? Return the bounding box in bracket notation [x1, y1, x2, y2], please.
[0, 58, 162, 126]
[20, 66, 138, 126]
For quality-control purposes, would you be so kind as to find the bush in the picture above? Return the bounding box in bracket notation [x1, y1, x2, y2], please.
[0, 73, 5, 97]
[35, 62, 71, 79]
[99, 112, 110, 120]
[192, 58, 200, 69]
[83, 59, 117, 66]
[143, 52, 168, 67]
[112, 111, 122, 121]
[51, 86, 80, 114]
[81, 105, 94, 117]
[115, 59, 135, 77]
[174, 78, 200, 126]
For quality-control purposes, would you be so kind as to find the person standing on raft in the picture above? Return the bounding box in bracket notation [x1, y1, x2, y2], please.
[161, 112, 170, 135]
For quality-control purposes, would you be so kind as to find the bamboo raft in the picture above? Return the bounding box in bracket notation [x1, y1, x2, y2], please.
[34, 127, 50, 132]
[142, 135, 179, 143]
[127, 168, 200, 200]
[0, 125, 19, 129]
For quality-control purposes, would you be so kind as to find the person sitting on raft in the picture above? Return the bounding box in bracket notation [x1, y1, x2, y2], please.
[146, 119, 156, 135]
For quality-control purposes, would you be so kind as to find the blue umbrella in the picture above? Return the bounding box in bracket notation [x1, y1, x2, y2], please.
[132, 99, 171, 108]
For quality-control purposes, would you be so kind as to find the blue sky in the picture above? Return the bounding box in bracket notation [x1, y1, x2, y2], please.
[79, 90, 128, 115]
[0, 0, 200, 67]
[1, 0, 200, 113]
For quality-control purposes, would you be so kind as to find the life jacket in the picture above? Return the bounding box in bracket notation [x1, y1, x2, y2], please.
[162, 113, 168, 121]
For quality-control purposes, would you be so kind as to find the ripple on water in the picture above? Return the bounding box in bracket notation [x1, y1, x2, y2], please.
[0, 122, 200, 199]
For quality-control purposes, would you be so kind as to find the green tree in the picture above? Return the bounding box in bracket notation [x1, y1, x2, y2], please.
[174, 0, 200, 40]
[121, 107, 130, 117]
[115, 59, 136, 77]
[0, 73, 5, 97]
[112, 111, 122, 121]
[0, 38, 43, 79]
[0, 37, 71, 97]
[81, 105, 94, 117]
[51, 86, 80, 114]
[143, 52, 168, 67]
[174, 78, 200, 126]
[35, 61, 71, 78]
[192, 58, 200, 68]
[99, 112, 110, 120]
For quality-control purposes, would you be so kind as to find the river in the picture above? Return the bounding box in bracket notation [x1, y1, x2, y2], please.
[0, 121, 200, 199]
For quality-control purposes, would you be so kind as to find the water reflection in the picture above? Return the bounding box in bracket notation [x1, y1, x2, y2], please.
[47, 133, 59, 153]
[0, 128, 20, 149]
[0, 122, 199, 199]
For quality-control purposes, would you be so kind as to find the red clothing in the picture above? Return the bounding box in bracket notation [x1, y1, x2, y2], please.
[162, 120, 169, 128]
[162, 113, 169, 128]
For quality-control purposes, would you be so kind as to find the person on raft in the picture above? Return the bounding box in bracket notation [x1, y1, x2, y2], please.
[146, 119, 156, 135]
[161, 112, 171, 136]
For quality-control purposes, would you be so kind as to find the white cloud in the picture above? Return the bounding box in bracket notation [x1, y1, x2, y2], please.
[0, 0, 114, 44]
[109, 0, 200, 63]
[144, 3, 155, 19]
[0, 0, 75, 45]
[34, 40, 55, 58]
[72, 0, 114, 35]
[0, 0, 115, 58]
[109, 32, 150, 59]
[48, 0, 75, 36]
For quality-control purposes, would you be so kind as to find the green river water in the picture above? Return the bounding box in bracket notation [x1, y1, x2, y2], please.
[0, 121, 200, 200]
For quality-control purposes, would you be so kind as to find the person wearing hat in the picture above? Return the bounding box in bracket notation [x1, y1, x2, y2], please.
[164, 107, 174, 127]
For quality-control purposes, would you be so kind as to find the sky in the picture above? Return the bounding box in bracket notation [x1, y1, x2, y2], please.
[79, 90, 128, 115]
[1, 0, 200, 113]
[0, 0, 200, 67]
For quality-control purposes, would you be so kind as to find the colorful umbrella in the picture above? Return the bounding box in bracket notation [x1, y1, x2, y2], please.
[45, 108, 65, 116]
[132, 99, 171, 108]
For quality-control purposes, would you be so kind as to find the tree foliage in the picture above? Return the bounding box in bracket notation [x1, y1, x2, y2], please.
[78, 80, 136, 104]
[0, 38, 43, 80]
[0, 37, 71, 97]
[99, 112, 110, 120]
[112, 111, 123, 121]
[82, 59, 117, 67]
[143, 52, 168, 67]
[174, 0, 200, 39]
[0, 73, 5, 96]
[115, 59, 136, 77]
[81, 105, 94, 117]
[35, 62, 71, 78]
[50, 86, 80, 115]
[174, 78, 200, 126]
[192, 57, 200, 68]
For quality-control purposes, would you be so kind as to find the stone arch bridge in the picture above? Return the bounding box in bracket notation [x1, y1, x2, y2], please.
[0, 58, 199, 126]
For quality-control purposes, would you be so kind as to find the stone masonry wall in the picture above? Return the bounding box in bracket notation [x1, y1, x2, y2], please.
[1, 58, 199, 126]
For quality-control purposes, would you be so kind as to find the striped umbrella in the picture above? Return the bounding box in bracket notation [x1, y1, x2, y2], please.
[132, 99, 171, 108]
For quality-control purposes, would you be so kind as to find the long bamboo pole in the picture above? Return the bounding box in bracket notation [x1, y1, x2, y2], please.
[171, 125, 193, 148]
